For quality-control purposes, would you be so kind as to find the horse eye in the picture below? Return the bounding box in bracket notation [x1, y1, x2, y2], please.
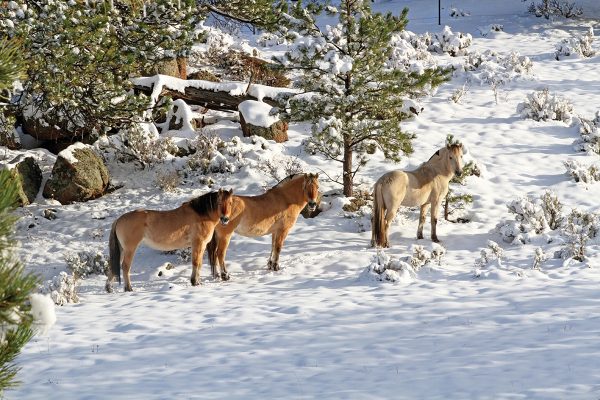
[449, 156, 453, 159]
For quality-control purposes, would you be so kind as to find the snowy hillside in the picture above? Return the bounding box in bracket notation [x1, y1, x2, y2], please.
[5, 0, 600, 399]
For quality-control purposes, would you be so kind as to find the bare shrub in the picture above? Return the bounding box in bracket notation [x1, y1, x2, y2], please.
[555, 27, 595, 60]
[155, 170, 181, 192]
[563, 159, 600, 183]
[517, 89, 574, 123]
[528, 0, 583, 19]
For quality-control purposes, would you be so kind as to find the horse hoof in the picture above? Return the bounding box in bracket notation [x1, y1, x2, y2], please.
[432, 237, 440, 243]
[221, 273, 230, 281]
[190, 279, 201, 286]
[124, 286, 133, 292]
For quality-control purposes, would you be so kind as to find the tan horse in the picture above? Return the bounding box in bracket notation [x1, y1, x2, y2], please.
[207, 173, 319, 279]
[371, 144, 464, 248]
[106, 188, 234, 292]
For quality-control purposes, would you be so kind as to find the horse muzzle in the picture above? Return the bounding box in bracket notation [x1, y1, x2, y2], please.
[455, 169, 463, 177]
[220, 216, 230, 225]
[307, 201, 317, 212]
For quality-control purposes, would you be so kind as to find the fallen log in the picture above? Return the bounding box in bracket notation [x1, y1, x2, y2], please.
[132, 75, 297, 112]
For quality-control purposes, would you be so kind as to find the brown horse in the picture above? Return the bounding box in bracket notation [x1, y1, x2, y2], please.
[106, 188, 234, 292]
[207, 173, 319, 279]
[371, 143, 464, 248]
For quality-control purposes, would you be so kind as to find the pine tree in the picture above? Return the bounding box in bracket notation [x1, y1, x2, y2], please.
[277, 0, 450, 196]
[0, 41, 39, 393]
[0, 0, 199, 141]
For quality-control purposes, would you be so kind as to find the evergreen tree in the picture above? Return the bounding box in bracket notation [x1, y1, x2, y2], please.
[277, 0, 450, 196]
[198, 0, 288, 32]
[0, 0, 199, 141]
[0, 170, 39, 393]
[0, 41, 39, 392]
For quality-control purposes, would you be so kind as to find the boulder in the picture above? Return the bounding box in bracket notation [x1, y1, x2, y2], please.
[43, 143, 110, 204]
[239, 100, 288, 143]
[2, 155, 43, 206]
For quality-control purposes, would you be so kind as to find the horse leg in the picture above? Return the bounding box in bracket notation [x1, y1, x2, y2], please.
[121, 249, 135, 292]
[417, 203, 430, 240]
[268, 228, 290, 271]
[190, 238, 205, 286]
[217, 233, 232, 281]
[430, 199, 441, 243]
[383, 202, 400, 248]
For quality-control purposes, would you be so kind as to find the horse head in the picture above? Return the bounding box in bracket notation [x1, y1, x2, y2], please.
[446, 143, 464, 177]
[303, 173, 320, 212]
[217, 188, 234, 225]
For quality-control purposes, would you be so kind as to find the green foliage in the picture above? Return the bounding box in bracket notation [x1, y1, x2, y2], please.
[199, 0, 289, 32]
[278, 0, 450, 196]
[0, 39, 25, 92]
[0, 170, 39, 392]
[0, 0, 199, 140]
[444, 134, 479, 221]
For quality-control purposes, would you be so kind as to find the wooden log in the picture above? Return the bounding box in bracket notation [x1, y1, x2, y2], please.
[133, 78, 291, 112]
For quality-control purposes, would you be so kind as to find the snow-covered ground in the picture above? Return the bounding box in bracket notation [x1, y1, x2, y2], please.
[5, 1, 600, 399]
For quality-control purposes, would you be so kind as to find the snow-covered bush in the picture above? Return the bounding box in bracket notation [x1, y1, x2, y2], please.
[517, 89, 574, 123]
[388, 31, 438, 74]
[40, 272, 79, 306]
[477, 24, 504, 37]
[155, 170, 182, 192]
[450, 8, 470, 18]
[64, 251, 109, 279]
[187, 131, 237, 174]
[364, 245, 445, 283]
[257, 155, 305, 182]
[563, 159, 600, 183]
[473, 240, 504, 277]
[428, 26, 472, 56]
[528, 0, 583, 19]
[257, 32, 287, 47]
[574, 112, 600, 154]
[561, 209, 599, 261]
[497, 191, 564, 244]
[555, 27, 595, 60]
[465, 50, 533, 84]
[107, 123, 177, 168]
[532, 247, 547, 269]
[449, 83, 469, 104]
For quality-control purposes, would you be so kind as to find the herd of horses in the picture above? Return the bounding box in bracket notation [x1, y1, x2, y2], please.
[106, 144, 464, 292]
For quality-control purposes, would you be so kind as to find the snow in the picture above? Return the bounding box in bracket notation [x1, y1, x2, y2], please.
[238, 100, 280, 128]
[4, 1, 600, 399]
[56, 142, 89, 164]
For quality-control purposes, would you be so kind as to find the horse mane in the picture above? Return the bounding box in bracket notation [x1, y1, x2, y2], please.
[189, 191, 219, 216]
[427, 149, 441, 162]
[273, 173, 304, 188]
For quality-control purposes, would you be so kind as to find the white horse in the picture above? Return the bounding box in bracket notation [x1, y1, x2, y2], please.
[371, 144, 464, 247]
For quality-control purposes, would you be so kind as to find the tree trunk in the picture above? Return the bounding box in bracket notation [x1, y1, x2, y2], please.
[343, 139, 353, 197]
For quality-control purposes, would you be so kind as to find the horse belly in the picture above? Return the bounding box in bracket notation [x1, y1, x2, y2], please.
[401, 189, 430, 207]
[235, 220, 271, 237]
[141, 236, 188, 251]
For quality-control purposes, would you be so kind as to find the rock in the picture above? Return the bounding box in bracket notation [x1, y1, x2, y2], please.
[2, 155, 43, 206]
[238, 100, 288, 143]
[43, 143, 110, 204]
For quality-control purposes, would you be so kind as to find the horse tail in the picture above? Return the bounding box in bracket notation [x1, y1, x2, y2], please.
[371, 179, 387, 247]
[207, 230, 218, 277]
[109, 221, 122, 284]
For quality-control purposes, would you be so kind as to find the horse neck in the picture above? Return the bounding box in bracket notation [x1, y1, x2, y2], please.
[420, 157, 454, 182]
[277, 176, 306, 206]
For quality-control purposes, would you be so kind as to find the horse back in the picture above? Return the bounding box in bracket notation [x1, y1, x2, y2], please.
[116, 206, 203, 251]
[221, 192, 302, 238]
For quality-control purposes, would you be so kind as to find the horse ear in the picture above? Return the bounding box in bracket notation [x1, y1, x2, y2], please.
[314, 173, 319, 179]
[228, 188, 233, 195]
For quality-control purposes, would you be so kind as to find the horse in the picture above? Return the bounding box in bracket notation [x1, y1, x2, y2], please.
[106, 188, 234, 292]
[371, 143, 464, 248]
[207, 173, 320, 280]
